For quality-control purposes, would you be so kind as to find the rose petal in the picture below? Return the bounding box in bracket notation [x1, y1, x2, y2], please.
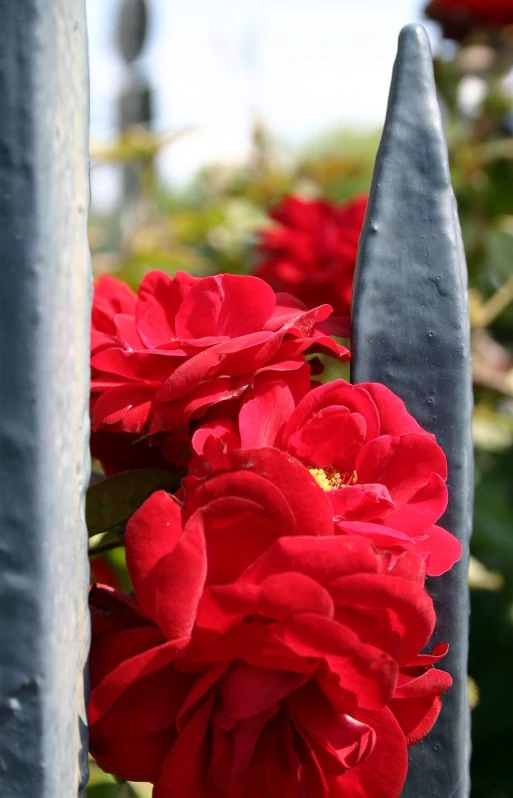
[126, 491, 207, 639]
[287, 406, 366, 468]
[154, 693, 216, 798]
[334, 708, 408, 798]
[136, 270, 197, 348]
[174, 274, 276, 340]
[408, 524, 463, 577]
[282, 381, 380, 448]
[239, 377, 298, 449]
[359, 382, 433, 438]
[90, 728, 176, 783]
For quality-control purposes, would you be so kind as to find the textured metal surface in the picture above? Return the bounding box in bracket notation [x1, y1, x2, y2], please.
[351, 24, 473, 798]
[0, 1, 91, 796]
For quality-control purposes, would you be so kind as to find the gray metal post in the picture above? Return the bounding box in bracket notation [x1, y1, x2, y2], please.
[0, 1, 91, 796]
[351, 24, 473, 797]
[117, 0, 152, 205]
[117, 0, 152, 126]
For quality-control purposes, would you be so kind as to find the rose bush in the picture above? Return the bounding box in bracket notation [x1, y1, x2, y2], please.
[192, 378, 462, 575]
[88, 448, 451, 796]
[254, 195, 367, 337]
[90, 271, 348, 472]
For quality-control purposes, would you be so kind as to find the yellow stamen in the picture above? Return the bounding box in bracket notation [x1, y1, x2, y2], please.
[308, 466, 358, 491]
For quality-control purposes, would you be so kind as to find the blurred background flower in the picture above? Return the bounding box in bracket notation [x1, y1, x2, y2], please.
[86, 1, 513, 795]
[425, 0, 513, 40]
[254, 194, 367, 336]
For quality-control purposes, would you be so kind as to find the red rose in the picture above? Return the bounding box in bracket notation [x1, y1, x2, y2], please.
[254, 195, 367, 337]
[425, 0, 513, 38]
[89, 555, 122, 589]
[192, 377, 462, 576]
[90, 271, 348, 446]
[88, 449, 451, 797]
[391, 643, 453, 747]
[89, 449, 450, 798]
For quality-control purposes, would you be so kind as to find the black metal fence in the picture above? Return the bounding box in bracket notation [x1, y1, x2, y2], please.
[0, 4, 472, 797]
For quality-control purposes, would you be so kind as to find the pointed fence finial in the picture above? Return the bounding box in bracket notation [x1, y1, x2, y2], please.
[351, 23, 473, 798]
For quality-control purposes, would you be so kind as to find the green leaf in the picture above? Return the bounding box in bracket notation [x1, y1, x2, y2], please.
[86, 468, 184, 538]
[87, 786, 120, 798]
[87, 785, 149, 798]
[87, 759, 117, 787]
[125, 784, 152, 798]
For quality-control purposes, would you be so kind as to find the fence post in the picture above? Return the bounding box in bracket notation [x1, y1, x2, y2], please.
[351, 24, 473, 797]
[116, 0, 152, 212]
[0, 1, 90, 796]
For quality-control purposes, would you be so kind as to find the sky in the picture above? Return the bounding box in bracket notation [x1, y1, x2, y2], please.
[86, 0, 439, 205]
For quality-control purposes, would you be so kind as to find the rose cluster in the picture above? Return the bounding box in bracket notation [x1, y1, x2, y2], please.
[88, 266, 461, 797]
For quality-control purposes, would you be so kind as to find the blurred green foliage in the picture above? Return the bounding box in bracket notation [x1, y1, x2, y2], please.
[89, 122, 379, 288]
[88, 30, 513, 797]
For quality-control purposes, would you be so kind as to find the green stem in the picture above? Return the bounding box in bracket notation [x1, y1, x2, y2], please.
[88, 538, 124, 557]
